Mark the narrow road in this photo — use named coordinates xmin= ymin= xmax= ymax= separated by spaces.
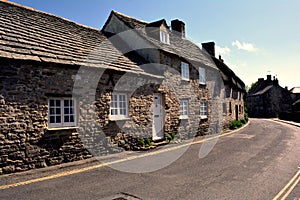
xmin=1 ymin=119 xmax=299 ymax=200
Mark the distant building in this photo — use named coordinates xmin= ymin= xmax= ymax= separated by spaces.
xmin=246 ymin=75 xmax=293 ymax=118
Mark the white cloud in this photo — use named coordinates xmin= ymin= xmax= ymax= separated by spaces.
xmin=232 ymin=40 xmax=258 ymax=52
xmin=215 ymin=45 xmax=231 ymax=56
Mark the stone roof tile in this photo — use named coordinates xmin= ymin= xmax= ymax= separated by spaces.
xmin=112 ymin=11 xmax=217 ymax=69
xmin=0 ymin=1 xmax=161 ymax=78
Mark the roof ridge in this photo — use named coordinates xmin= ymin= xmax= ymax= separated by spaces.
xmin=1 ymin=0 xmax=102 ymax=32
xmin=112 ymin=10 xmax=148 ymax=24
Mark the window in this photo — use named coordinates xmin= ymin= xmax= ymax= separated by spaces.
xmin=229 ymin=102 xmax=232 ymax=114
xmin=110 ymin=93 xmax=128 ymax=120
xmin=200 ymin=101 xmax=208 ymax=117
xmin=199 ymin=67 xmax=206 ymax=84
xmin=181 ymin=62 xmax=189 ymax=81
xmin=48 ymin=98 xmax=76 ymax=128
xmin=180 ymin=99 xmax=189 ymax=119
xmin=160 ymin=30 xmax=170 ymax=44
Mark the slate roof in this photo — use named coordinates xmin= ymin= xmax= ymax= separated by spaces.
xmin=0 ymin=1 xmax=161 ymax=78
xmin=212 ymin=57 xmax=245 ymax=91
xmin=109 ymin=11 xmax=218 ymax=69
xmin=250 ymin=85 xmax=273 ymax=96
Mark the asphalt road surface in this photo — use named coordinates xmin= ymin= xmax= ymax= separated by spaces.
xmin=1 ymin=119 xmax=299 ymax=200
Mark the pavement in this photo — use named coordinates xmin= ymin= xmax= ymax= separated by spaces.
xmin=273 ymin=118 xmax=300 ymax=128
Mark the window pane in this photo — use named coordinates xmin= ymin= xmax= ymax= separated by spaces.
xmin=64 ymin=108 xmax=69 ymax=114
xmin=50 ymin=116 xmax=55 ymax=123
xmin=56 ymin=108 xmax=61 ymax=114
xmin=70 ymin=115 xmax=74 ymax=122
xmin=50 ymin=100 xmax=55 ymax=107
xmin=64 ymin=116 xmax=69 ymax=122
xmin=50 ymin=108 xmax=55 ymax=115
xmin=56 ymin=100 xmax=60 ymax=106
xmin=64 ymin=100 xmax=69 ymax=107
xmin=199 ymin=67 xmax=206 ymax=83
xmin=70 ymin=108 xmax=74 ymax=114
xmin=56 ymin=116 xmax=61 ymax=123
xmin=181 ymin=62 xmax=189 ymax=80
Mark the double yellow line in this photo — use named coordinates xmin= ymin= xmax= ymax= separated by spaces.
xmin=273 ymin=167 xmax=300 ymax=200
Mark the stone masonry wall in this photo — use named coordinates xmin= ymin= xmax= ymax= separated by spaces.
xmin=0 ymin=59 xmax=92 ymax=174
xmin=0 ymin=55 xmax=222 ymax=174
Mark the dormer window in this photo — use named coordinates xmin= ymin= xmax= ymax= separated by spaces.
xmin=160 ymin=30 xmax=170 ymax=44
xmin=181 ymin=62 xmax=189 ymax=81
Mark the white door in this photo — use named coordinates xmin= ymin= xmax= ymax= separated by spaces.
xmin=152 ymin=94 xmax=164 ymax=140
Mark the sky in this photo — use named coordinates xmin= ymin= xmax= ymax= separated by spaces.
xmin=8 ymin=0 xmax=300 ymax=89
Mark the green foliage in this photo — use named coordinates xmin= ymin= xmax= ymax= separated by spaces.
xmin=244 ymin=113 xmax=249 ymax=122
xmin=229 ymin=120 xmax=243 ymax=130
xmin=138 ymin=138 xmax=145 ymax=147
xmin=166 ymin=132 xmax=176 ymax=142
xmin=144 ymin=138 xmax=151 ymax=146
xmin=248 ymin=81 xmax=258 ymax=93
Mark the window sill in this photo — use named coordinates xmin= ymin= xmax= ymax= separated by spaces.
xmin=200 ymin=116 xmax=208 ymax=119
xmin=47 ymin=126 xmax=78 ymax=131
xmin=179 ymin=116 xmax=188 ymax=120
xmin=199 ymin=82 xmax=206 ymax=85
xmin=181 ymin=78 xmax=189 ymax=82
xmin=109 ymin=117 xmax=131 ymax=121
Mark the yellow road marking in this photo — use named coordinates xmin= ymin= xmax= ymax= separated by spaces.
xmin=272 ymin=169 xmax=300 ymax=200
xmin=0 ymin=123 xmax=249 ymax=190
xmin=281 ymin=175 xmax=300 ymax=200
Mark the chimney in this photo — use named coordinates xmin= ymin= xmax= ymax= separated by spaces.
xmin=201 ymin=42 xmax=215 ymax=57
xmin=171 ymin=19 xmax=185 ymax=38
xmin=267 ymin=75 xmax=272 ymax=82
xmin=258 ymin=78 xmax=264 ymax=83
xmin=219 ymin=55 xmax=224 ymax=62
xmin=273 ymin=77 xmax=279 ymax=85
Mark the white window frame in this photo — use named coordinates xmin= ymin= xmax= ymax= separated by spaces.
xmin=180 ymin=99 xmax=189 ymax=119
xmin=199 ymin=67 xmax=206 ymax=84
xmin=160 ymin=30 xmax=170 ymax=44
xmin=181 ymin=62 xmax=189 ymax=81
xmin=48 ymin=98 xmax=76 ymax=128
xmin=110 ymin=93 xmax=128 ymax=120
xmin=200 ymin=101 xmax=208 ymax=118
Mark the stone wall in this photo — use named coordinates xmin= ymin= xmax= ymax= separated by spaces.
xmin=223 ymin=85 xmax=245 ymax=129
xmin=0 ymin=55 xmax=223 ymax=174
xmin=0 ymin=59 xmax=93 ymax=174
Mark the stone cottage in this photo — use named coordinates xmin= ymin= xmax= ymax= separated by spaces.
xmin=0 ymin=1 xmax=226 ymax=174
xmin=201 ymin=42 xmax=246 ymax=128
xmin=246 ymin=75 xmax=292 ymax=118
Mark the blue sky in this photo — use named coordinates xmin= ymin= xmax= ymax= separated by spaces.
xmin=9 ymin=0 xmax=300 ymax=89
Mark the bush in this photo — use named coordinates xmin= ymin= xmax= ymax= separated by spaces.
xmin=138 ymin=138 xmax=145 ymax=147
xmin=144 ymin=138 xmax=151 ymax=146
xmin=241 ymin=119 xmax=246 ymax=124
xmin=229 ymin=120 xmax=243 ymax=130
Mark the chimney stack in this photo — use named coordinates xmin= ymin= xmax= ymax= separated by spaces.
xmin=267 ymin=75 xmax=272 ymax=82
xmin=171 ymin=19 xmax=185 ymax=38
xmin=258 ymin=78 xmax=264 ymax=83
xmin=201 ymin=42 xmax=215 ymax=57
